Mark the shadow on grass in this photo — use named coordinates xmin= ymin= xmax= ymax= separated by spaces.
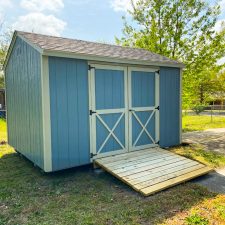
xmin=0 ymin=149 xmax=219 ymax=225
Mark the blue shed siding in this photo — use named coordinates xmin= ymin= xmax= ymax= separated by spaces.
xmin=159 ymin=67 xmax=181 ymax=147
xmin=5 ymin=37 xmax=44 ymax=168
xmin=49 ymin=57 xmax=90 ymax=171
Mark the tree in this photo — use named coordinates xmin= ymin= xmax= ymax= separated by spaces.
xmin=116 ymin=0 xmax=225 ymax=108
xmin=0 ymin=22 xmax=12 ymax=88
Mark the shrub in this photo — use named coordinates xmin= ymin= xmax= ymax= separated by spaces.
xmin=192 ymin=105 xmax=206 ymax=115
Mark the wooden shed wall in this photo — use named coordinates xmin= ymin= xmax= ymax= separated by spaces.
xmin=159 ymin=67 xmax=181 ymax=147
xmin=48 ymin=57 xmax=90 ymax=171
xmin=5 ymin=37 xmax=44 ymax=169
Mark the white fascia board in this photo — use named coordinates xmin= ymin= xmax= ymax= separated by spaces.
xmin=2 ymin=32 xmax=17 ymax=71
xmin=3 ymin=32 xmax=43 ymax=70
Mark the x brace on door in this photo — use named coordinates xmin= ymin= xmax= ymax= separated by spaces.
xmin=131 ymin=110 xmax=156 ymax=147
xmin=96 ymin=112 xmax=125 ymax=154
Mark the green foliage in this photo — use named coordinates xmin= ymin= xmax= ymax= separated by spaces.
xmin=117 ymin=0 xmax=225 ymax=108
xmin=216 ymin=204 xmax=225 ymax=219
xmin=192 ymin=105 xmax=205 ymax=115
xmin=0 ymin=25 xmax=12 ymax=88
xmin=185 ymin=214 xmax=209 ymax=225
xmin=0 ymin=76 xmax=4 ymax=88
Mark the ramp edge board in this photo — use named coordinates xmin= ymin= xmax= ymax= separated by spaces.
xmin=94 ymin=148 xmax=213 ymax=196
xmin=140 ymin=166 xmax=213 ymax=196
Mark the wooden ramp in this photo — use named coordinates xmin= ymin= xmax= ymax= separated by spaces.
xmin=94 ymin=148 xmax=213 ymax=196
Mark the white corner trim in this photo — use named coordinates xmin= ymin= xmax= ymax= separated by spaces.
xmin=179 ymin=68 xmax=183 ymax=144
xmin=41 ymin=55 xmax=52 ymax=172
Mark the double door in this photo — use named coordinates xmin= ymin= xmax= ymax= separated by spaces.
xmin=89 ymin=64 xmax=159 ymax=158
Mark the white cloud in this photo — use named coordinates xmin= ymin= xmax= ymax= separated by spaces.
xmin=0 ymin=0 xmax=13 ymax=20
xmin=219 ymin=0 xmax=225 ymax=11
xmin=110 ymin=0 xmax=138 ymax=12
xmin=20 ymin=0 xmax=64 ymax=12
xmin=217 ymin=57 xmax=225 ymax=65
xmin=214 ymin=19 xmax=225 ymax=32
xmin=12 ymin=12 xmax=66 ymax=36
xmin=0 ymin=0 xmax=13 ymax=9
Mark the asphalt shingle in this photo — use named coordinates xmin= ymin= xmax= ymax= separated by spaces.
xmin=17 ymin=31 xmax=184 ymax=67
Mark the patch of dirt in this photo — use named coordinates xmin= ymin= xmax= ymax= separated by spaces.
xmin=183 ymin=128 xmax=225 ymax=155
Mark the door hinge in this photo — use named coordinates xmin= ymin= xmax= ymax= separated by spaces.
xmin=90 ymin=110 xmax=96 ymax=115
xmin=155 ymin=106 xmax=160 ymax=110
xmin=156 ymin=70 xmax=160 ymax=74
xmin=156 ymin=141 xmax=160 ymax=145
xmin=88 ymin=65 xmax=95 ymax=70
xmin=90 ymin=153 xmax=97 ymax=158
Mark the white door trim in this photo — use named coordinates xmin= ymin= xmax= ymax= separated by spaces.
xmin=155 ymin=71 xmax=160 ymax=143
xmin=89 ymin=64 xmax=129 ymax=159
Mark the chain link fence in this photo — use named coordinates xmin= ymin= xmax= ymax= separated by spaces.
xmin=0 ymin=110 xmax=6 ymax=119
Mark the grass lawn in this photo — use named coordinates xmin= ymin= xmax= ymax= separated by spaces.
xmin=182 ymin=115 xmax=225 ymax=132
xmin=171 ymin=145 xmax=225 ymax=169
xmin=1 ymin=119 xmax=225 ymax=224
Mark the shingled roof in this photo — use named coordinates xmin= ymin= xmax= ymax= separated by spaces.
xmin=5 ymin=31 xmax=184 ymax=68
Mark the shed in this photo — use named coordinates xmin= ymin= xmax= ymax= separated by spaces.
xmin=4 ymin=31 xmax=184 ymax=173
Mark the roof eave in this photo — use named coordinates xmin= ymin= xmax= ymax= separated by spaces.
xmin=3 ymin=31 xmax=43 ymax=71
xmin=43 ymin=49 xmax=185 ymax=69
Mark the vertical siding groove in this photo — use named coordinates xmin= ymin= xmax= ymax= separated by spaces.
xmin=5 ymin=37 xmax=44 ymax=169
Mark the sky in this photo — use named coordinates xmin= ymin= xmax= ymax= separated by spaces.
xmin=0 ymin=0 xmax=225 ymax=44
xmin=0 ymin=0 xmax=136 ymax=43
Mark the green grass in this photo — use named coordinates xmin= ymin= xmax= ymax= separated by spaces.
xmin=0 ymin=119 xmax=225 ymax=224
xmin=171 ymin=145 xmax=225 ymax=169
xmin=182 ymin=115 xmax=225 ymax=132
xmin=0 ymin=118 xmax=7 ymax=143
xmin=185 ymin=214 xmax=209 ymax=225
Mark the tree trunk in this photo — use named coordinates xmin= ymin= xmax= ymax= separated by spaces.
xmin=200 ymin=85 xmax=204 ymax=104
